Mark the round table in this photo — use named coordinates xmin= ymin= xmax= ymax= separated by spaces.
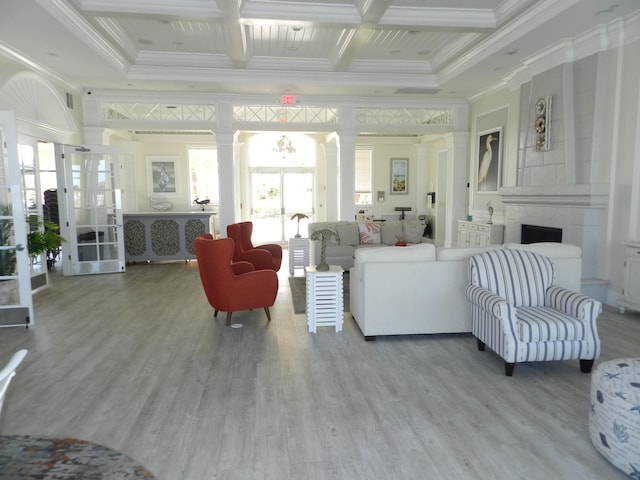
xmin=0 ymin=435 xmax=157 ymax=479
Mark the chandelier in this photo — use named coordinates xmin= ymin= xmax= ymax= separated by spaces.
xmin=273 ymin=135 xmax=296 ymax=155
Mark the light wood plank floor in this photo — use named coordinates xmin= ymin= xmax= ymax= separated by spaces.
xmin=0 ymin=257 xmax=638 ymax=479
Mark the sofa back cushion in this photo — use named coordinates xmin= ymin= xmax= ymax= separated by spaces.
xmin=336 ymin=223 xmax=359 ymax=246
xmin=469 ymin=249 xmax=555 ymax=307
xmin=403 ymin=220 xmax=425 ymax=244
xmin=436 ymin=245 xmax=502 ymax=261
xmin=355 ymin=243 xmax=436 ymax=265
xmin=308 ymin=222 xmax=345 ymax=245
xmin=381 ymin=221 xmax=404 ymax=245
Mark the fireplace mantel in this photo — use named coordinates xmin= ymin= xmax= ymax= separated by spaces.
xmin=499 ymin=184 xmax=609 ymax=207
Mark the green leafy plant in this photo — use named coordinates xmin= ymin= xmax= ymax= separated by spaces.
xmin=26 ymin=215 xmax=65 ymax=259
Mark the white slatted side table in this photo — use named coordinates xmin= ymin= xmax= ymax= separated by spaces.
xmin=305 ymin=265 xmax=343 ymax=333
xmin=289 ymin=237 xmax=309 ymax=275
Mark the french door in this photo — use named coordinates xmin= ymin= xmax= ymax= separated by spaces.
xmin=0 ymin=111 xmax=32 ymax=326
xmin=250 ymin=169 xmax=313 ymax=244
xmin=56 ymin=144 xmax=125 ymax=275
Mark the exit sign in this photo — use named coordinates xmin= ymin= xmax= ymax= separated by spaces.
xmin=281 ymin=95 xmax=295 ymax=105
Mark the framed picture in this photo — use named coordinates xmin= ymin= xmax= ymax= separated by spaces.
xmin=390 ymin=158 xmax=408 ymax=194
xmin=476 ymin=127 xmax=502 ymax=193
xmin=534 ymin=96 xmax=551 ymax=152
xmin=147 ymin=156 xmax=178 ymax=196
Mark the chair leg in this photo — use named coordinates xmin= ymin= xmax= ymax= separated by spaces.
xmin=505 ymin=362 xmax=515 ymax=377
xmin=226 ymin=312 xmax=232 ymax=326
xmin=264 ymin=307 xmax=271 ymax=322
xmin=580 ymin=359 xmax=595 ymax=373
xmin=214 ymin=309 xmax=219 ymax=318
xmin=477 ymin=338 xmax=486 ymax=351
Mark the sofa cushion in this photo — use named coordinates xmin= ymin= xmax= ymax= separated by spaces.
xmin=336 ymin=222 xmax=359 ymax=246
xmin=381 ymin=221 xmax=404 ymax=245
xmin=355 ymin=243 xmax=436 ymax=264
xmin=436 ymin=245 xmax=502 ymax=261
xmin=309 ymin=221 xmax=343 ymax=245
xmin=358 ymin=222 xmax=382 ymax=244
xmin=403 ymin=220 xmax=425 ymax=244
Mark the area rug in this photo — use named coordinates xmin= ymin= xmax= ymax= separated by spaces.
xmin=0 ymin=435 xmax=156 ymax=479
xmin=288 ymin=274 xmax=350 ymax=314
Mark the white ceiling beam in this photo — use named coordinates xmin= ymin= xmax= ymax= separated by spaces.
xmin=77 ymin=0 xmax=222 ymax=18
xmin=379 ymin=6 xmax=497 ymax=29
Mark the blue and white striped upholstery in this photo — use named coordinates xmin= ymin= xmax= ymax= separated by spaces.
xmin=466 ymin=249 xmax=601 ymax=371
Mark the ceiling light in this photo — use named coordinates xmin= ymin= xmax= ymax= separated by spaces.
xmin=505 ymin=48 xmax=518 ymax=55
xmin=390 ymin=49 xmax=401 ymax=55
xmin=292 ymin=26 xmax=303 ymax=32
xmin=418 ymin=50 xmax=431 ymax=56
xmin=138 ymin=39 xmax=153 ymax=45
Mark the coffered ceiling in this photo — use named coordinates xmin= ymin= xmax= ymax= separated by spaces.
xmin=0 ymin=0 xmax=637 ymax=100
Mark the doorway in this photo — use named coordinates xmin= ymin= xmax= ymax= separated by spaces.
xmin=250 ymin=169 xmax=313 ymax=244
xmin=246 ymin=133 xmax=316 ymax=244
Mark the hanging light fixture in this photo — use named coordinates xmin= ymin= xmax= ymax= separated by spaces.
xmin=273 ymin=135 xmax=296 ymax=156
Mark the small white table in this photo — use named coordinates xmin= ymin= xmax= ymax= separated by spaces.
xmin=305 ymin=265 xmax=343 ymax=333
xmin=289 ymin=237 xmax=309 ymax=275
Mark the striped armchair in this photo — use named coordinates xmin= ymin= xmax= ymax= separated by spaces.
xmin=466 ymin=249 xmax=601 ymax=376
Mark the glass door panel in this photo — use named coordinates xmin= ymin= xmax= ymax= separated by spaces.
xmin=250 ymin=172 xmax=282 ymax=244
xmin=57 ymin=144 xmax=125 ymax=275
xmin=283 ymin=172 xmax=313 ymax=239
xmin=250 ymin=169 xmax=314 ymax=244
xmin=0 ymin=111 xmax=32 ymax=326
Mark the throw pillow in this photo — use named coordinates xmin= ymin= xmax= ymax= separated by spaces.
xmin=358 ymin=222 xmax=382 ymax=244
xmin=403 ymin=220 xmax=425 ymax=244
xmin=381 ymin=221 xmax=404 ymax=245
xmin=336 ymin=223 xmax=359 ymax=246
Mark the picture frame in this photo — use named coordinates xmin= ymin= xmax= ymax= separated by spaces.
xmin=147 ymin=156 xmax=179 ymax=196
xmin=476 ymin=127 xmax=502 ymax=194
xmin=390 ymin=158 xmax=408 ymax=194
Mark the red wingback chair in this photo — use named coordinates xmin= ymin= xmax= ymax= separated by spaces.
xmin=194 ymin=234 xmax=278 ymax=326
xmin=226 ymin=221 xmax=283 ymax=271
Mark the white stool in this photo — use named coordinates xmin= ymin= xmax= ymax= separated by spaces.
xmin=305 ymin=265 xmax=343 ymax=333
xmin=289 ymin=237 xmax=309 ymax=276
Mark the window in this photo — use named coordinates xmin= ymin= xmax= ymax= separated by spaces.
xmin=354 ymin=147 xmax=372 ymax=205
xmin=189 ymin=148 xmax=218 ymax=204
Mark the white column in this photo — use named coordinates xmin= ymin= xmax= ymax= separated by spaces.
xmin=320 ymin=139 xmax=338 ymax=222
xmin=215 ymin=101 xmax=238 ymax=235
xmin=444 ymin=132 xmax=469 ymax=247
xmin=414 ymin=143 xmax=429 ymax=217
xmin=337 ymin=129 xmax=356 ymax=221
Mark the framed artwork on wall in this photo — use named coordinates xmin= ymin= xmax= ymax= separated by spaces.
xmin=390 ymin=158 xmax=408 ymax=194
xmin=476 ymin=127 xmax=502 ymax=194
xmin=534 ymin=96 xmax=551 ymax=152
xmin=147 ymin=156 xmax=179 ymax=196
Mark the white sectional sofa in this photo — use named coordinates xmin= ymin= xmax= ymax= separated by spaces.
xmin=308 ymin=219 xmax=432 ymax=270
xmin=349 ymin=242 xmax=583 ymax=340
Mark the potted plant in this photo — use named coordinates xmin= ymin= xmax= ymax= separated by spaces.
xmin=26 ymin=215 xmax=64 ymax=267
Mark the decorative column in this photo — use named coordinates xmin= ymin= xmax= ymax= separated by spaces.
xmin=444 ymin=132 xmax=469 ymax=247
xmin=215 ymin=101 xmax=238 ymax=235
xmin=338 ymin=105 xmax=356 ymax=221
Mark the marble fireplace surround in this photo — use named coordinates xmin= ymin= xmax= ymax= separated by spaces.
xmin=500 ymin=184 xmax=610 ymax=300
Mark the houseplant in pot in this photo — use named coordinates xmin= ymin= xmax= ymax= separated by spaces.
xmin=26 ymin=215 xmax=64 ymax=269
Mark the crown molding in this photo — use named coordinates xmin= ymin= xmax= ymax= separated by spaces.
xmin=36 ymin=0 xmax=129 ymax=72
xmin=379 ymin=6 xmax=496 ymax=29
xmin=78 ymin=0 xmax=222 ymax=17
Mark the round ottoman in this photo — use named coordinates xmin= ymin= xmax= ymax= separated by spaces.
xmin=589 ymin=358 xmax=640 ymax=476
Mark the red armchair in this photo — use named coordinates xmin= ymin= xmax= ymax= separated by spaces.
xmin=194 ymin=234 xmax=278 ymax=326
xmin=226 ymin=221 xmax=283 ymax=271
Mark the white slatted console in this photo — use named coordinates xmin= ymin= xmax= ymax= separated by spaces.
xmin=305 ymin=265 xmax=343 ymax=333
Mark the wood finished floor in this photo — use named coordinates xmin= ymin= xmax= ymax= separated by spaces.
xmin=0 ymin=257 xmax=638 ymax=480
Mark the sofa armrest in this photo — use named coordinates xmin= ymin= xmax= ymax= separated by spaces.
xmin=545 ymin=285 xmax=602 ymax=321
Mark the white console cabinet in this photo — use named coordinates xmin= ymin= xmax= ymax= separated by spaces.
xmin=457 ymin=220 xmax=504 ymax=247
xmin=619 ymin=241 xmax=640 ymax=313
